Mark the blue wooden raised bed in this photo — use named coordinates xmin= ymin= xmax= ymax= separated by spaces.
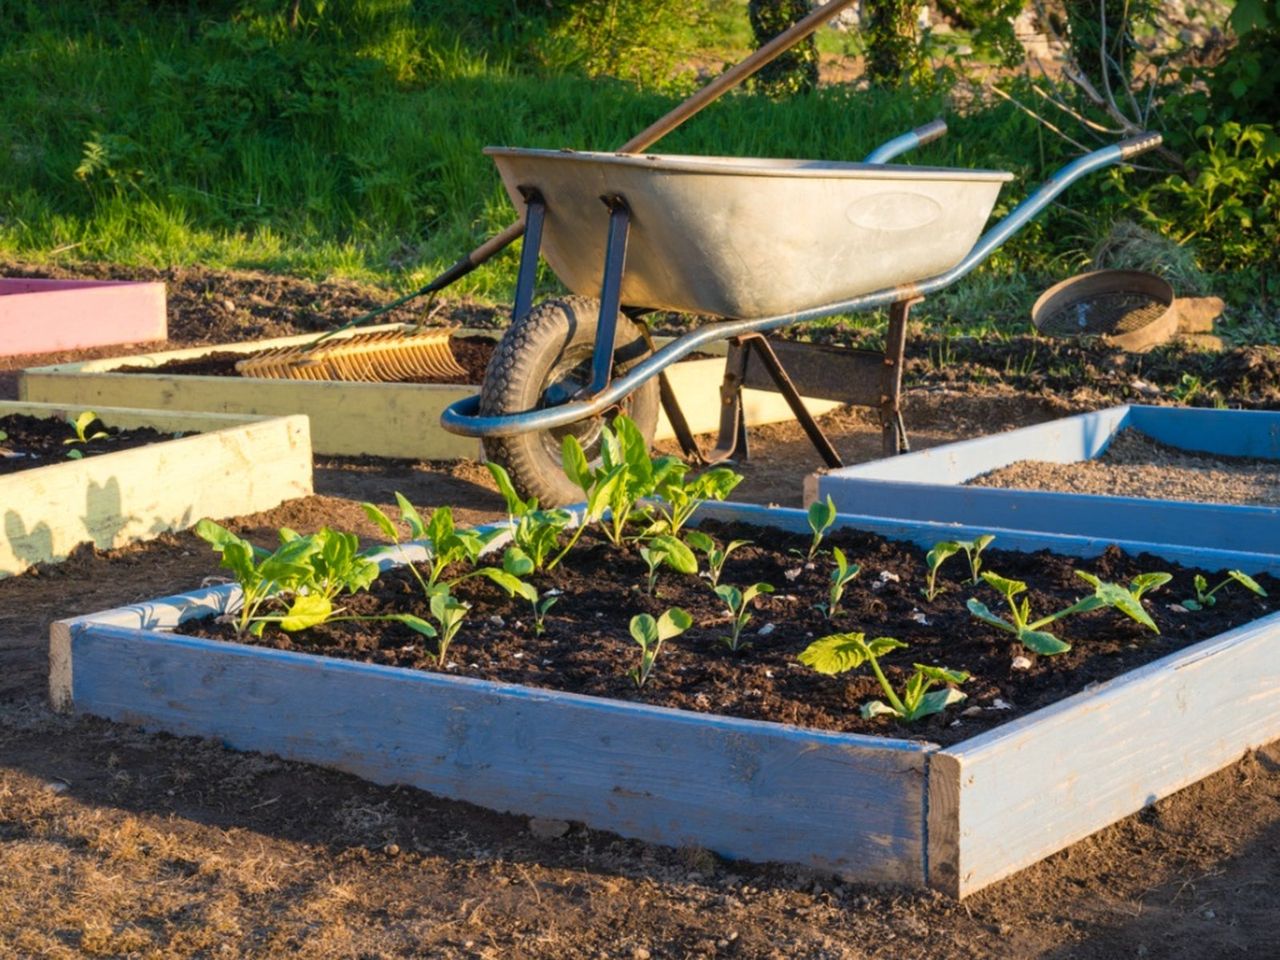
xmin=50 ymin=501 xmax=1280 ymax=897
xmin=811 ymin=405 xmax=1280 ymax=575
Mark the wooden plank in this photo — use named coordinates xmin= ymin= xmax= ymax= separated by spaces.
xmin=693 ymin=501 xmax=1280 ymax=576
xmin=54 ymin=619 xmax=933 ymax=885
xmin=1 ymin=408 xmax=312 ymax=577
xmin=0 ymin=279 xmax=166 ymax=355
xmin=1129 ymin=405 xmax=1280 ymax=459
xmin=936 ymin=610 xmax=1280 ymax=897
xmin=21 ymin=324 xmax=841 ymax=458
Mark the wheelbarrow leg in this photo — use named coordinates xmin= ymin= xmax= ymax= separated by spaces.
xmin=705 ymin=341 xmax=751 ymax=464
xmin=587 ymin=195 xmax=632 ymax=397
xmin=739 ymin=334 xmax=842 ymax=468
xmin=881 ymin=297 xmax=921 ymax=456
xmin=511 ymin=188 xmax=546 ymax=323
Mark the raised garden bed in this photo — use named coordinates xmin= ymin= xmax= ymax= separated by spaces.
xmin=19 ymin=324 xmax=841 ymax=460
xmin=51 ymin=498 xmax=1280 ymax=897
xmin=809 ymin=405 xmax=1280 ymax=573
xmin=1 ymin=401 xmax=311 ymax=578
xmin=1 ymin=277 xmax=166 ymax=356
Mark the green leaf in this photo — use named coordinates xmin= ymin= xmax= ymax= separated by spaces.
xmin=396 ymin=492 xmax=426 ymax=540
xmin=742 ymin=582 xmax=774 ymax=605
xmin=1228 ymin=570 xmax=1268 ymax=597
xmin=657 ymin=607 xmax=693 ymax=640
xmin=385 ymin=613 xmax=437 ymax=638
xmin=502 ymin=546 xmax=535 ymax=578
xmin=1130 ymin=572 xmax=1173 ymax=598
xmin=860 ymin=699 xmax=900 ymax=719
xmin=280 ymin=593 xmax=332 ymax=631
xmin=651 ymin=534 xmax=697 ymax=575
xmin=486 ymin=461 xmax=529 ymax=516
xmin=630 ymin=613 xmax=657 ymax=648
xmin=561 ymin=435 xmax=591 ymax=492
xmin=713 ymin=584 xmax=741 ymax=609
xmin=65 ymin=449 xmax=84 ymax=459
xmin=926 ymin=541 xmax=960 ymax=571
xmin=1182 ymin=598 xmax=1203 ymax=611
xmin=966 ymin=598 xmax=1012 ymax=632
xmin=685 ymin=530 xmax=715 ymax=554
xmin=1016 ymin=627 xmax=1071 ymax=655
xmin=218 ymin=539 xmax=260 ymax=587
xmin=905 ymin=687 xmax=967 ymax=722
xmin=807 ymin=496 xmax=836 ymax=537
xmin=866 ymin=636 xmax=907 ymax=658
xmin=360 ymin=502 xmax=400 ymax=542
xmin=980 ymin=571 xmax=1026 ymax=599
xmin=914 ymin=663 xmax=970 ymax=685
xmin=478 ymin=567 xmax=538 ymax=603
xmin=195 ymin=518 xmax=240 ymax=552
xmin=799 ymin=632 xmax=871 ymax=675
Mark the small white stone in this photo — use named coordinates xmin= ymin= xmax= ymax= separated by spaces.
xmin=446 ymin=662 xmax=458 ymax=670
xmin=757 ymin=623 xmax=776 ymax=636
xmin=878 ymin=570 xmax=901 ymax=583
xmin=990 ymin=698 xmax=1013 ymax=710
xmin=910 ymin=612 xmax=931 ymax=626
xmin=546 ymin=588 xmax=563 ymax=596
xmin=513 ymin=651 xmax=524 ymax=659
xmin=764 ymin=670 xmax=775 ymax=679
xmin=488 ymin=615 xmax=505 ymax=627
xmin=541 ymin=658 xmax=553 ymax=666
xmin=1011 ymin=655 xmax=1033 ymax=670
xmin=961 ymin=706 xmax=983 ymax=717
xmin=1169 ymin=603 xmax=1189 ymax=614
xmin=784 ymin=567 xmax=803 ymax=581
xmin=949 ymin=720 xmax=962 ymax=727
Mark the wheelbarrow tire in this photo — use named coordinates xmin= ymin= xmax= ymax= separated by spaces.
xmin=479 ymin=296 xmax=659 ymax=507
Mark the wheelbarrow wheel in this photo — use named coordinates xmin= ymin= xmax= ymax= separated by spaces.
xmin=479 ymin=296 xmax=659 ymax=507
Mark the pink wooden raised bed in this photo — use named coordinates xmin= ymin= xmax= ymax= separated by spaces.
xmin=0 ymin=278 xmax=167 ymax=356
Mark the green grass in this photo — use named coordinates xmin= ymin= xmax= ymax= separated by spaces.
xmin=0 ymin=0 xmax=1251 ymax=339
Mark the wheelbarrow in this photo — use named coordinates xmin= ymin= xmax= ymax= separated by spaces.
xmin=439 ymin=127 xmax=1163 ymax=506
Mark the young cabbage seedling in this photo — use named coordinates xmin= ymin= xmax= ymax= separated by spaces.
xmin=628 ymin=607 xmax=692 ymax=687
xmin=499 ymin=548 xmax=557 ymax=634
xmin=798 ymin=632 xmax=968 ymax=722
xmin=966 ymin=572 xmax=1099 ymax=655
xmin=638 ymin=542 xmax=669 ymax=596
xmin=650 ymin=466 xmax=743 ymax=537
xmin=487 ymin=461 xmax=571 ymax=571
xmin=63 ymin=410 xmax=109 ymax=458
xmin=1182 ymin=570 xmax=1267 ymax=610
xmin=922 ymin=540 xmax=960 ymax=601
xmin=814 ymin=547 xmax=861 ymax=619
xmin=1075 ymin=570 xmax=1172 ymax=632
xmin=684 ymin=531 xmax=751 ymax=588
xmin=426 ymin=588 xmax=470 ymax=666
xmin=957 ymin=534 xmax=995 ymax=584
xmin=806 ymin=495 xmax=837 ymax=560
xmin=714 ymin=582 xmax=774 ymax=651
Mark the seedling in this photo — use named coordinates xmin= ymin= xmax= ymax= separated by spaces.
xmin=798 ymin=632 xmax=968 ymax=723
xmin=922 ymin=541 xmax=960 ymax=602
xmin=628 ymin=607 xmax=692 ymax=687
xmin=714 ymin=582 xmax=774 ymax=651
xmin=651 ymin=466 xmax=743 ymax=536
xmin=280 ymin=526 xmax=380 ymax=603
xmin=195 ymin=519 xmax=321 ymax=637
xmin=806 ymin=495 xmax=837 ymax=560
xmin=426 ymin=588 xmax=470 ymax=666
xmin=487 ymin=461 xmax=571 ymax=571
xmin=814 ymin=547 xmax=861 ymax=619
xmin=531 ymin=593 xmax=559 ymax=636
xmin=685 ymin=531 xmax=750 ymax=588
xmin=63 ymin=410 xmax=109 ymax=458
xmin=1075 ymin=570 xmax=1172 ymax=632
xmin=638 ymin=542 xmax=669 ymax=596
xmin=499 ymin=548 xmax=556 ymax=634
xmin=966 ymin=572 xmax=1098 ymax=655
xmin=1182 ymin=570 xmax=1267 ymax=610
xmin=958 ymin=534 xmax=995 ymax=585
xmin=362 ymin=495 xmax=510 ymax=597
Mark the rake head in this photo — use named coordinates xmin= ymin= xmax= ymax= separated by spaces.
xmin=235 ymin=328 xmax=469 ymax=383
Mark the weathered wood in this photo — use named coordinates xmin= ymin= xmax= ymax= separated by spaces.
xmin=20 ymin=325 xmax=840 ymax=458
xmin=54 ymin=614 xmax=933 ymax=885
xmin=1 ymin=403 xmax=312 ymax=577
xmin=0 ymin=278 xmax=166 ymax=355
xmin=934 ymin=610 xmax=1280 ymax=897
xmin=811 ymin=405 xmax=1280 ymax=566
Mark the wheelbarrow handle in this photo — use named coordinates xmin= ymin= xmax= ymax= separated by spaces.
xmin=1117 ymin=130 xmax=1163 ymax=159
xmin=862 ymin=119 xmax=947 ymax=164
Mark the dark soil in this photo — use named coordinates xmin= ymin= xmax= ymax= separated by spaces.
xmin=112 ymin=335 xmax=497 ymax=385
xmin=176 ymin=521 xmax=1274 ymax=748
xmin=0 ymin=412 xmax=183 ymax=477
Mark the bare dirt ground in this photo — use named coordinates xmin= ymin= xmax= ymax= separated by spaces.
xmin=2 ymin=262 xmax=1279 ymax=958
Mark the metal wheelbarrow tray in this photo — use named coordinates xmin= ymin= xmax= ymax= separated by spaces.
xmin=485 ymin=147 xmax=1013 ymax=319
xmin=444 ymin=130 xmax=1164 ymax=507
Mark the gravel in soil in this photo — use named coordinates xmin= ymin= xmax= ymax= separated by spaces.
xmin=0 ymin=412 xmax=183 ymax=477
xmin=176 ymin=520 xmax=1275 ymax=747
xmin=971 ymin=427 xmax=1280 ymax=507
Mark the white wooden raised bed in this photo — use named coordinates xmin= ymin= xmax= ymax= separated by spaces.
xmin=2 ymin=401 xmax=311 ymax=578
xmin=808 ymin=405 xmax=1280 ymax=572
xmin=1 ymin=277 xmax=166 ymax=355
xmin=49 ymin=501 xmax=1280 ymax=897
xmin=19 ymin=324 xmax=841 ymax=460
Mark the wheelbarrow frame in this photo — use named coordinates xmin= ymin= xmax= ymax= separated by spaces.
xmin=441 ymin=131 xmax=1162 ymax=464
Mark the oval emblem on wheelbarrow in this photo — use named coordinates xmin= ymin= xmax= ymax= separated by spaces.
xmin=845 ymin=192 xmax=942 ymax=232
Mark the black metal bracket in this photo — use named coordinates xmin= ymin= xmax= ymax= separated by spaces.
xmin=512 ymin=187 xmax=546 ymax=323
xmin=587 ymin=195 xmax=632 ymax=397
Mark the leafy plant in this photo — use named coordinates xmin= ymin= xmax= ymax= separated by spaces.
xmin=500 ymin=548 xmax=556 ymax=635
xmin=194 ymin=519 xmax=322 ymax=637
xmin=279 ymin=525 xmax=379 ymax=604
xmin=966 ymin=572 xmax=1094 ymax=655
xmin=628 ymin=607 xmax=692 ymax=688
xmin=815 ymin=547 xmax=861 ymax=619
xmin=684 ymin=531 xmax=750 ymax=588
xmin=806 ymin=495 xmax=837 ymax=560
xmin=798 ymin=632 xmax=968 ymax=723
xmin=650 ymin=466 xmax=742 ymax=537
xmin=487 ymin=461 xmax=571 ymax=571
xmin=63 ymin=410 xmax=108 ymax=458
xmin=922 ymin=541 xmax=960 ymax=601
xmin=958 ymin=534 xmax=995 ymax=585
xmin=362 ymin=495 xmax=504 ymax=590
xmin=713 ymin=582 xmax=774 ymax=651
xmin=638 ymin=542 xmax=669 ymax=597
xmin=1183 ymin=569 xmax=1268 ymax=611
xmin=1075 ymin=570 xmax=1172 ymax=632
xmin=426 ymin=587 xmax=469 ymax=666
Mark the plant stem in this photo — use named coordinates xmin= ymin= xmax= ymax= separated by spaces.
xmin=867 ymin=654 xmax=908 ymax=717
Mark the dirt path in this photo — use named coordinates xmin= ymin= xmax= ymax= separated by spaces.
xmin=2 ymin=263 xmax=1278 ymax=958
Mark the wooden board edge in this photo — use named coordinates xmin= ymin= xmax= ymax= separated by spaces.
xmin=925 ymin=751 xmax=962 ymax=896
xmin=49 ymin=619 xmax=73 ymax=713
xmin=0 ymin=400 xmax=298 ymax=433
